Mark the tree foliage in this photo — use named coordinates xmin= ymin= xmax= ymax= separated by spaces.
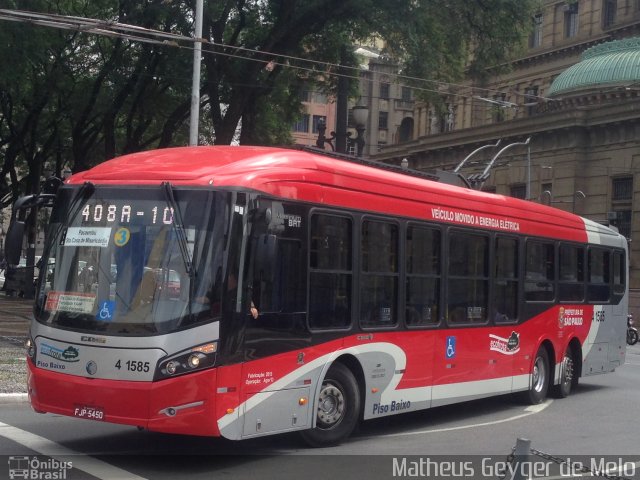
xmin=0 ymin=0 xmax=537 ymax=204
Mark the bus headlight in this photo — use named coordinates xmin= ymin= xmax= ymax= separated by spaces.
xmin=187 ymin=353 xmax=203 ymax=368
xmin=155 ymin=342 xmax=218 ymax=380
xmin=166 ymin=361 xmax=180 ymax=375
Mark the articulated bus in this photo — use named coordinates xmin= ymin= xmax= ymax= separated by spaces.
xmin=9 ymin=146 xmax=628 ymax=446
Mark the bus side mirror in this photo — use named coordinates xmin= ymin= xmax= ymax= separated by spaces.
xmin=4 ymin=193 xmax=57 ymax=265
xmin=4 ymin=219 xmax=25 ymax=265
xmin=255 ymin=234 xmax=277 ymax=282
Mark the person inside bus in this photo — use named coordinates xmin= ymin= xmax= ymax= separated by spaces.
xmin=125 ymin=269 xmax=159 ymax=321
xmin=79 ymin=262 xmax=97 ymax=293
xmin=250 ymin=300 xmax=259 ymax=319
xmin=133 ymin=269 xmax=158 ymax=308
xmin=196 ymin=271 xmax=259 ymax=319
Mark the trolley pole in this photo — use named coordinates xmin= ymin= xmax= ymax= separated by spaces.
xmin=334 ymin=52 xmax=349 ymax=154
xmin=480 ymin=137 xmax=531 ymax=194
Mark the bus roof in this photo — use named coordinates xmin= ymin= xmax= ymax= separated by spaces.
xmin=67 ymin=146 xmax=614 ymax=243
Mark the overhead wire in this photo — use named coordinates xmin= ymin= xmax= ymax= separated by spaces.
xmin=0 ymin=7 xmax=555 ymax=108
xmin=0 ymin=8 xmax=455 ymax=100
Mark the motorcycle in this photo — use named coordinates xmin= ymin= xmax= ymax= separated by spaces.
xmin=628 ymin=314 xmax=639 ymax=346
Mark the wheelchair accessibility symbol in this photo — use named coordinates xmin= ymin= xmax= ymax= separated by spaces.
xmin=96 ymin=301 xmax=115 ymax=322
xmin=446 ymin=336 xmax=456 ymax=359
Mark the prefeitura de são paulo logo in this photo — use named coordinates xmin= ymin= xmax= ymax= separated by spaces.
xmin=8 ymin=456 xmax=72 ymax=479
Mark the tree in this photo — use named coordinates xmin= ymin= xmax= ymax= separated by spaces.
xmin=0 ymin=0 xmax=537 ymax=201
xmin=200 ymin=0 xmax=537 ymax=144
xmin=0 ymin=0 xmax=197 ymax=203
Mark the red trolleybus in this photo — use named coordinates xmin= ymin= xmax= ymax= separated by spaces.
xmin=12 ymin=146 xmax=627 ymax=446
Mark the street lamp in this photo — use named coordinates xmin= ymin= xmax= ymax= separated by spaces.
xmin=315 ymin=50 xmax=368 ymax=156
xmin=350 ymin=104 xmax=369 ymax=157
xmin=315 ymin=120 xmax=334 ymax=151
xmin=316 ymin=103 xmax=369 ymax=157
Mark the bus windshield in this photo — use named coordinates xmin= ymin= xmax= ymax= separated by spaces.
xmin=34 ymin=186 xmax=232 ymax=336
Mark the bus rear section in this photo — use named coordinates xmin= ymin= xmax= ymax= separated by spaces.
xmin=579 ymin=218 xmax=629 ymax=378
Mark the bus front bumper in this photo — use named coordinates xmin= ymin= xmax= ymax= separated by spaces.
xmin=27 ymin=359 xmax=220 ymax=436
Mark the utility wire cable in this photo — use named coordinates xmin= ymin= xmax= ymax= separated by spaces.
xmin=0 ymin=8 xmax=557 ymax=107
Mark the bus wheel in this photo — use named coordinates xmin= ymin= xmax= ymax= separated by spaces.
xmin=523 ymin=347 xmax=549 ymax=405
xmin=552 ymin=346 xmax=575 ymax=398
xmin=300 ymin=362 xmax=360 ymax=447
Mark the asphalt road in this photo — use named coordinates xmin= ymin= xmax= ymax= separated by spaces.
xmin=0 ymin=345 xmax=639 ymax=480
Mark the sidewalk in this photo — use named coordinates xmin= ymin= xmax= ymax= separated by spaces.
xmin=0 ymin=294 xmax=32 ymax=399
xmin=0 ymin=293 xmax=32 ymax=344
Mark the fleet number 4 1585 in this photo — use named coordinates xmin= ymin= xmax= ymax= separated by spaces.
xmin=115 ymin=360 xmax=150 ymax=372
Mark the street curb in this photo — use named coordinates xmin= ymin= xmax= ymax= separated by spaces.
xmin=0 ymin=393 xmax=28 ymax=404
xmin=0 ymin=309 xmax=31 ymax=320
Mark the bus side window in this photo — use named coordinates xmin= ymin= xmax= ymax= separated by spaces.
xmin=253 ymin=238 xmax=305 ymax=316
xmin=558 ymin=244 xmax=585 ymax=302
xmin=494 ymin=236 xmax=519 ymax=323
xmin=249 ymin=201 xmax=307 ymax=325
xmin=524 ymin=240 xmax=555 ymax=302
xmin=447 ymin=230 xmax=489 ymax=324
xmin=588 ymin=248 xmax=610 ymax=303
xmin=309 ymin=214 xmax=352 ymax=329
xmin=406 ymin=224 xmax=440 ymax=326
xmin=612 ymin=250 xmax=625 ymax=300
xmin=360 ymin=219 xmax=398 ymax=328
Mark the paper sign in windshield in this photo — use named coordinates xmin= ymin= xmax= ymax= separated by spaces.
xmin=64 ymin=227 xmax=112 ymax=247
xmin=46 ymin=291 xmax=95 ymax=314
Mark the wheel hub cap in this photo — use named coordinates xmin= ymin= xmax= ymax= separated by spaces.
xmin=317 ymin=384 xmax=344 ymax=428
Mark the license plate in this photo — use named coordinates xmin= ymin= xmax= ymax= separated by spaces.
xmin=73 ymin=405 xmax=104 ymax=421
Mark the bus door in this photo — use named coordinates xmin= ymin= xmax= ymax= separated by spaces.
xmin=240 ymin=201 xmax=311 ymax=437
xmin=609 ymin=249 xmax=627 ymax=365
xmin=492 ymin=235 xmax=522 ymax=391
xmin=585 ymin=247 xmax=626 ymax=368
xmin=400 ymin=223 xmax=441 ymax=408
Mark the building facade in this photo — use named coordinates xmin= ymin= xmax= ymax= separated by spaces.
xmin=358 ymin=57 xmax=416 ymax=156
xmin=372 ymin=0 xmax=640 ymax=315
xmin=291 ymin=46 xmax=417 ymax=157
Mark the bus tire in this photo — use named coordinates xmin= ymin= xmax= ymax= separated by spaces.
xmin=552 ymin=346 xmax=575 ymax=398
xmin=522 ymin=347 xmax=549 ymax=405
xmin=300 ymin=362 xmax=361 ymax=447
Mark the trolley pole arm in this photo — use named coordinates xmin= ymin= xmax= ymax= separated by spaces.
xmin=481 ymin=137 xmax=531 ymax=178
xmin=453 ymin=139 xmax=502 ymax=173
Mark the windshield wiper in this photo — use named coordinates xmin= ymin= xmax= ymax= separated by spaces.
xmin=162 ymin=182 xmax=194 ymax=278
xmin=35 ymin=182 xmax=95 ymax=311
xmin=162 ymin=182 xmax=196 ymax=320
xmin=55 ymin=182 xmax=95 ymax=241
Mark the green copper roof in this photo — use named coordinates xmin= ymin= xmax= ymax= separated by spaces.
xmin=548 ymin=37 xmax=640 ymax=96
